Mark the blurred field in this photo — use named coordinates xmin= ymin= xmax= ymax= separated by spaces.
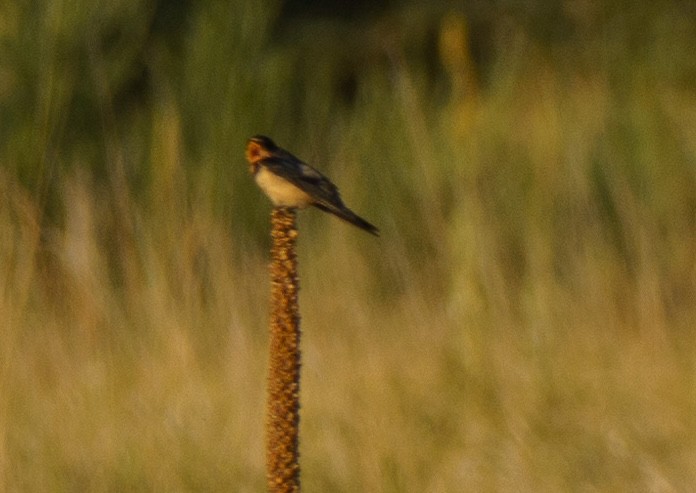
xmin=1 ymin=1 xmax=695 ymax=491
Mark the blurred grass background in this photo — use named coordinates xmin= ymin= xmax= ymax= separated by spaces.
xmin=1 ymin=0 xmax=695 ymax=491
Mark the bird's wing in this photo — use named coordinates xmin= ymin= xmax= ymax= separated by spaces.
xmin=259 ymin=154 xmax=380 ymax=236
xmin=258 ymin=156 xmax=345 ymax=208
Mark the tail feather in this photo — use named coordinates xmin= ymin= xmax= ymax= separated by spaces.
xmin=313 ymin=203 xmax=379 ymax=236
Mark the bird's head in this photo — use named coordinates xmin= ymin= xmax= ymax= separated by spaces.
xmin=245 ymin=135 xmax=277 ymax=173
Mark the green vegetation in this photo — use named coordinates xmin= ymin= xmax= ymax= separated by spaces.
xmin=1 ymin=1 xmax=695 ymax=490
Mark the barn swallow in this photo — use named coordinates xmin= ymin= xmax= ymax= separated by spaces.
xmin=245 ymin=135 xmax=379 ymax=236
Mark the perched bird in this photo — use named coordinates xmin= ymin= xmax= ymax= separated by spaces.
xmin=245 ymin=135 xmax=379 ymax=236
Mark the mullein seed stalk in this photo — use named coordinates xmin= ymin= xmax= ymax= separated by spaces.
xmin=266 ymin=207 xmax=301 ymax=492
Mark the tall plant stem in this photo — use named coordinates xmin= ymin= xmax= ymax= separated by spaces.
xmin=266 ymin=207 xmax=301 ymax=492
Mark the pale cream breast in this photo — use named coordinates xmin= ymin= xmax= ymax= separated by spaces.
xmin=255 ymin=167 xmax=313 ymax=207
